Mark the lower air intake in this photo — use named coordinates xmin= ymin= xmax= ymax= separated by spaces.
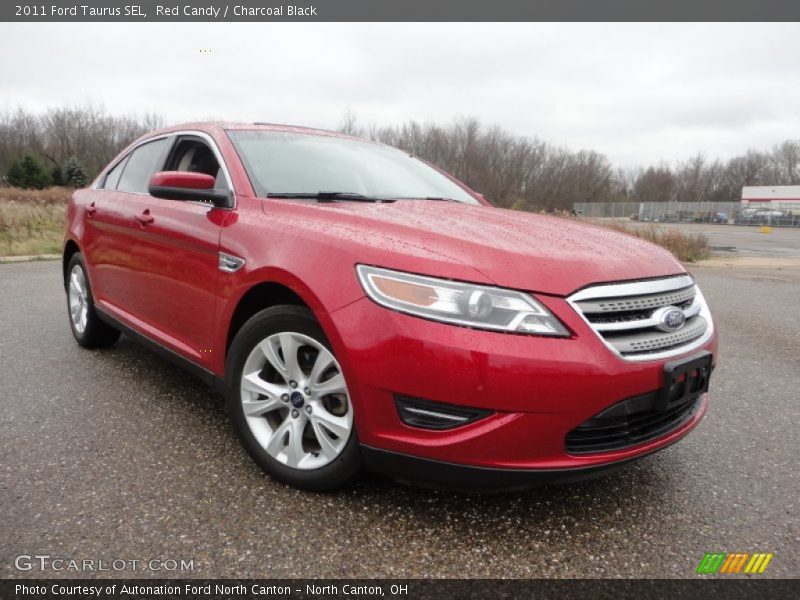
xmin=565 ymin=392 xmax=702 ymax=454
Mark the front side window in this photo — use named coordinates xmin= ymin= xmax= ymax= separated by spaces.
xmin=227 ymin=130 xmax=478 ymax=204
xmin=166 ymin=138 xmax=228 ymax=191
xmin=117 ymin=137 xmax=169 ymax=193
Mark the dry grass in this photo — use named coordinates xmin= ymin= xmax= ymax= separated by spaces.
xmin=593 ymin=220 xmax=711 ymax=262
xmin=542 ymin=210 xmax=712 ymax=262
xmin=0 ymin=187 xmax=70 ymax=256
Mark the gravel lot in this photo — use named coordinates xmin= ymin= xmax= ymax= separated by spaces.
xmin=1 ymin=261 xmax=798 ymax=578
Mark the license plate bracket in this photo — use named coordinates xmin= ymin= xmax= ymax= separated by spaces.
xmin=659 ymin=351 xmax=713 ymax=410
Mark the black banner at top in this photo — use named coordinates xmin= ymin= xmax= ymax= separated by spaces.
xmin=2 ymin=0 xmax=800 ymax=22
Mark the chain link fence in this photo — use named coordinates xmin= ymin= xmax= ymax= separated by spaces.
xmin=573 ymin=201 xmax=800 ymax=227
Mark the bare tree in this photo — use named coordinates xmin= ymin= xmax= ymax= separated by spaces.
xmin=771 ymin=140 xmax=800 ymax=185
xmin=0 ymin=104 xmax=163 ymax=179
xmin=4 ymin=104 xmax=798 ymax=209
xmin=337 ymin=107 xmax=361 ymax=137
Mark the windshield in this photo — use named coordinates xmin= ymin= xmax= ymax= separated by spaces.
xmin=227 ymin=130 xmax=479 ymax=204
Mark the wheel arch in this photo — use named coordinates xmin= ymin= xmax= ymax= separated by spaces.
xmin=221 ymin=262 xmax=358 ymax=367
xmin=224 ymin=281 xmax=311 ymax=359
xmin=62 ymin=239 xmax=81 ymax=288
xmin=218 ymin=270 xmax=366 ymax=433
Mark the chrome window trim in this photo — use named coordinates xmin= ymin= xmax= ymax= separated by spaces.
xmin=93 ymin=130 xmax=235 ymax=210
xmin=93 ymin=133 xmax=170 ymax=191
xmin=567 ymin=275 xmax=714 ymax=362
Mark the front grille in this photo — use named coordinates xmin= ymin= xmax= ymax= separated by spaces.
xmin=565 ymin=392 xmax=702 ymax=454
xmin=576 ymin=286 xmax=696 ymax=313
xmin=568 ymin=274 xmax=713 ymax=361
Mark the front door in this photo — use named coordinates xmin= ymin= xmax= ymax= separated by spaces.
xmin=112 ymin=134 xmax=229 ymax=369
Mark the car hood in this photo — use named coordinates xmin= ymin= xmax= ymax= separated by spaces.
xmin=265 ymin=199 xmax=686 ymax=296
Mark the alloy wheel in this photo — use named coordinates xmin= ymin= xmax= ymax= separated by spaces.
xmin=68 ymin=264 xmax=89 ymax=335
xmin=239 ymin=332 xmax=353 ymax=470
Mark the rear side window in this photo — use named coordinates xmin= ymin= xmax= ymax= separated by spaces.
xmin=117 ymin=138 xmax=169 ymax=193
xmin=101 ymin=156 xmax=128 ymax=190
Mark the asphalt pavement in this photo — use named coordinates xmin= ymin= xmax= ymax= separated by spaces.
xmin=1 ymin=261 xmax=798 ymax=578
xmin=624 ymin=221 xmax=800 ymax=259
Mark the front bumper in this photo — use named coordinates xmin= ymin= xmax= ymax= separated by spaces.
xmin=323 ymin=292 xmax=717 ymax=481
xmin=360 ymin=398 xmax=705 ymax=492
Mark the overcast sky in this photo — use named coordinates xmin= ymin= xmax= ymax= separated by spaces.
xmin=1 ymin=22 xmax=798 ymax=167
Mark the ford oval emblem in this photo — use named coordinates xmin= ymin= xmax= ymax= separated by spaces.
xmin=654 ymin=306 xmax=686 ymax=332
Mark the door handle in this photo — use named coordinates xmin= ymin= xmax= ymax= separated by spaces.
xmin=87 ymin=202 xmax=97 ymax=216
xmin=135 ymin=210 xmax=154 ymax=225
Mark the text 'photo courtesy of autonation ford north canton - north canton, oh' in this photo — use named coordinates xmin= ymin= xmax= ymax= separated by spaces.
xmin=1 ymin=2 xmax=799 ymax=597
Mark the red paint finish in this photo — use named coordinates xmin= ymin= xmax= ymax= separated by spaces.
xmin=107 ymin=192 xmax=223 ymax=368
xmin=149 ymin=171 xmax=216 ymax=190
xmin=328 ymin=295 xmax=715 ymax=469
xmin=66 ymin=122 xmax=718 ymax=479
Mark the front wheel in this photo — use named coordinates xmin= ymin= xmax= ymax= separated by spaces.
xmin=225 ymin=306 xmax=362 ymax=491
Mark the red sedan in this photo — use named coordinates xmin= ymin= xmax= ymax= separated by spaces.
xmin=63 ymin=122 xmax=717 ymax=491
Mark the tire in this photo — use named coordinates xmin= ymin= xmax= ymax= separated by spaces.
xmin=225 ymin=305 xmax=362 ymax=491
xmin=65 ymin=252 xmax=121 ymax=348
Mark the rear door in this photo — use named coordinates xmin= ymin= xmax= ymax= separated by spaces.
xmin=114 ymin=134 xmax=230 ymax=369
xmin=80 ymin=154 xmax=132 ymax=306
xmin=100 ymin=137 xmax=172 ymax=320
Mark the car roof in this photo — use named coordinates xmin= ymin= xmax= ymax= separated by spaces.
xmin=146 ymin=121 xmax=362 ymax=141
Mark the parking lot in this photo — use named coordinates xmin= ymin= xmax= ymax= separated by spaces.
xmin=1 ymin=258 xmax=798 ymax=578
xmin=621 ymin=221 xmax=800 ymax=260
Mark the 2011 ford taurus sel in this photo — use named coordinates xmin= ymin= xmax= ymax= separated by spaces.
xmin=63 ymin=122 xmax=716 ymax=491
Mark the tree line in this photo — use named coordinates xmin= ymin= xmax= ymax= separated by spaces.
xmin=340 ymin=112 xmax=800 ymax=210
xmin=1 ymin=104 xmax=798 ymax=211
xmin=0 ymin=105 xmax=162 ymax=189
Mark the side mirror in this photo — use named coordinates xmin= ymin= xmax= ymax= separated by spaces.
xmin=148 ymin=171 xmax=232 ymax=208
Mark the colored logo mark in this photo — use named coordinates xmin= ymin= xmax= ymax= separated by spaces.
xmin=696 ymin=552 xmax=773 ymax=575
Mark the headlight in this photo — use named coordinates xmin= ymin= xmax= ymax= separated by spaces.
xmin=356 ymin=265 xmax=569 ymax=336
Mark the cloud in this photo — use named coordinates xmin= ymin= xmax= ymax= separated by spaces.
xmin=1 ymin=22 xmax=798 ymax=166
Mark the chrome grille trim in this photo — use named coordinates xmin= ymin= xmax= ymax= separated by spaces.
xmin=570 ymin=274 xmax=694 ymax=301
xmin=593 ymin=300 xmax=701 ymax=332
xmin=575 ymin=285 xmax=696 ymax=313
xmin=567 ymin=275 xmax=714 ymax=362
xmin=607 ymin=316 xmax=708 ymax=354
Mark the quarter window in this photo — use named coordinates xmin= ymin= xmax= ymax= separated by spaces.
xmin=117 ymin=138 xmax=169 ymax=193
xmin=101 ymin=155 xmax=128 ymax=190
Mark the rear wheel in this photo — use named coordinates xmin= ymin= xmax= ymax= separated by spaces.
xmin=65 ymin=253 xmax=120 ymax=348
xmin=226 ymin=306 xmax=362 ymax=491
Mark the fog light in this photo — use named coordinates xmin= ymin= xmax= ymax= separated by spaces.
xmin=395 ymin=395 xmax=492 ymax=430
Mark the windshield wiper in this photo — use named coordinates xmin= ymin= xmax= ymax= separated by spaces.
xmin=266 ymin=192 xmax=394 ymax=203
